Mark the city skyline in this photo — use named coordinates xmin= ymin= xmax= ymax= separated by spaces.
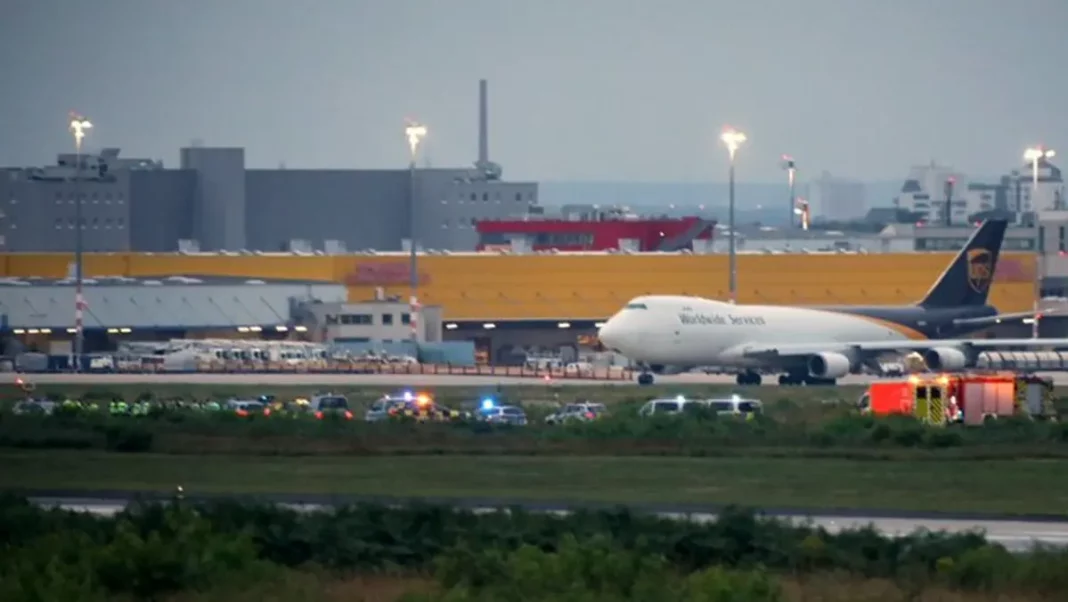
xmin=2 ymin=0 xmax=1065 ymax=183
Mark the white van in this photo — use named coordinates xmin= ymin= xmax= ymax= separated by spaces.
xmin=638 ymin=396 xmax=708 ymax=417
xmin=705 ymin=396 xmax=763 ymax=417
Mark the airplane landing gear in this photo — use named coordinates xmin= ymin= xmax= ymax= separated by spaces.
xmin=736 ymin=371 xmax=762 ymax=386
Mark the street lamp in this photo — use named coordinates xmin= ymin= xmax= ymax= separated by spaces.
xmin=1023 ymin=146 xmax=1055 ymax=338
xmin=69 ymin=112 xmax=92 ymax=371
xmin=720 ymin=126 xmax=746 ymax=304
xmin=1024 ymin=146 xmax=1056 ymax=193
xmin=794 ymin=198 xmax=810 ymax=231
xmin=404 ymin=120 xmax=428 ymax=343
xmin=780 ymin=155 xmax=796 ymax=228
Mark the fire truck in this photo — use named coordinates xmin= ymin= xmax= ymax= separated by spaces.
xmin=858 ymin=372 xmax=1057 ymax=426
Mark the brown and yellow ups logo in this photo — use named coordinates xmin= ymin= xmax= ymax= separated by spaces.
xmin=967 ymin=248 xmax=993 ymax=292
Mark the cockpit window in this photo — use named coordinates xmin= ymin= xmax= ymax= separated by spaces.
xmin=624 ymin=303 xmax=648 ymax=310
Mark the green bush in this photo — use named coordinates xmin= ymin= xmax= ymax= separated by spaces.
xmin=416 ymin=535 xmax=786 ymax=601
xmin=1 ymin=399 xmax=1065 ymax=458
xmin=102 ymin=425 xmax=155 ymax=452
xmin=0 ymin=497 xmax=266 ymax=602
xmin=1 ymin=495 xmax=1067 ymax=601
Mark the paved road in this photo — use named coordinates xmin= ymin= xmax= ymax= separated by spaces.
xmin=29 ymin=496 xmax=1068 ymax=552
xmin=11 ymin=372 xmax=1068 ymax=387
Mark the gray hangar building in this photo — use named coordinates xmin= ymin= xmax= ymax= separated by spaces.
xmin=0 ymin=81 xmax=537 ymax=253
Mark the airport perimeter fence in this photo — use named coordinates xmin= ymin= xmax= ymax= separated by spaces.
xmin=1 ymin=354 xmax=637 ymax=382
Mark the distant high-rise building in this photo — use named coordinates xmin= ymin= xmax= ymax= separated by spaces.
xmin=805 ymin=171 xmax=867 ymax=221
xmin=894 ymin=158 xmax=1064 ymax=225
xmin=1014 ymin=157 xmax=1064 ymax=213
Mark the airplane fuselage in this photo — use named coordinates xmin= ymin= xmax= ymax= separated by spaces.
xmin=598 ymin=295 xmax=995 ymax=368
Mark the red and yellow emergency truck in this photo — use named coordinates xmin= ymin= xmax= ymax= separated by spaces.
xmin=859 ymin=372 xmax=1056 ymax=426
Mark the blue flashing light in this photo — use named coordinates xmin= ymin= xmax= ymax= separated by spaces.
xmin=403 ymin=390 xmax=413 ymax=401
xmin=481 ymin=398 xmax=495 ymax=410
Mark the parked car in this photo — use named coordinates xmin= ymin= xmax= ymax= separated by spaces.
xmin=545 ymin=402 xmax=607 ymax=425
xmin=308 ymin=394 xmax=353 ymax=419
xmin=12 ymin=399 xmax=57 ymax=415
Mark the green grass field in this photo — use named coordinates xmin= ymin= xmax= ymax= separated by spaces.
xmin=5 ymin=450 xmax=1067 ymax=516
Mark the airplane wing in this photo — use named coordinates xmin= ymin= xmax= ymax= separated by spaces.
xmin=741 ymin=338 xmax=1068 ymax=360
xmin=952 ymin=308 xmax=1059 ymax=328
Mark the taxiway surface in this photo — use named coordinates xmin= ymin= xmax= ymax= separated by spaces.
xmin=12 ymin=372 xmax=1068 ymax=386
xmin=29 ymin=496 xmax=1068 ymax=553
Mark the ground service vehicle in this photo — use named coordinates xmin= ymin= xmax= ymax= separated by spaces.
xmin=365 ymin=391 xmax=460 ymax=422
xmin=860 ymin=372 xmax=1056 ymax=426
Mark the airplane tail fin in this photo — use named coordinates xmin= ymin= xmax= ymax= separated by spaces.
xmin=918 ymin=219 xmax=1007 ymax=308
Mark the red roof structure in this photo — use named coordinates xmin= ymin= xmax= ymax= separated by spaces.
xmin=476 ymin=215 xmax=716 ymax=252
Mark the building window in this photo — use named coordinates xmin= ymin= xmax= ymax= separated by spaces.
xmin=515 ymin=192 xmax=522 ymax=201
xmin=401 ymin=313 xmax=411 ymax=325
xmin=54 ymin=218 xmax=62 ymax=229
xmin=340 ymin=313 xmax=372 ymax=325
xmin=117 ymin=217 xmax=125 ymax=229
xmin=382 ymin=313 xmax=394 ymax=325
xmin=1059 ymin=226 xmax=1065 ymax=252
xmin=104 ymin=218 xmax=112 ymax=229
xmin=469 ymin=193 xmax=477 ymax=201
xmin=482 ymin=192 xmax=488 ymax=201
xmin=91 ymin=217 xmax=99 ymax=229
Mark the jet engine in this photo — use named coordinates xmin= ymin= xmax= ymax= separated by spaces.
xmin=807 ymin=352 xmax=852 ymax=379
xmin=922 ymin=347 xmax=968 ymax=371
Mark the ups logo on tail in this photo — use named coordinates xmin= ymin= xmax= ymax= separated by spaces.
xmin=967 ymin=248 xmax=993 ymax=293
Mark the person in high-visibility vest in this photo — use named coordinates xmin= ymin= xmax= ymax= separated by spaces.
xmin=947 ymin=394 xmax=963 ymax=423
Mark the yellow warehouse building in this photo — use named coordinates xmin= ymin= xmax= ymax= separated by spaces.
xmin=0 ymin=252 xmax=1037 ymax=321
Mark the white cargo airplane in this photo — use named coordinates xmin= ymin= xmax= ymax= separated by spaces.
xmin=598 ymin=219 xmax=1065 ymax=386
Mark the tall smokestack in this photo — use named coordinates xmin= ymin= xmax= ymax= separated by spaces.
xmin=478 ymin=79 xmax=488 ymax=164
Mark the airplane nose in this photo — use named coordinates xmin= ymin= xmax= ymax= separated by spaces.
xmin=598 ymin=318 xmax=626 ymax=352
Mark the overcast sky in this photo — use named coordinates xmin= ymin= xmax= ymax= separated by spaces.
xmin=1 ymin=0 xmax=1065 ymax=182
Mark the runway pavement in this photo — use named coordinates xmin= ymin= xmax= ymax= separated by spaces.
xmin=29 ymin=496 xmax=1068 ymax=552
xmin=11 ymin=371 xmax=1068 ymax=387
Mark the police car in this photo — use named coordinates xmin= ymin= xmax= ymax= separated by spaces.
xmin=475 ymin=398 xmax=527 ymax=425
